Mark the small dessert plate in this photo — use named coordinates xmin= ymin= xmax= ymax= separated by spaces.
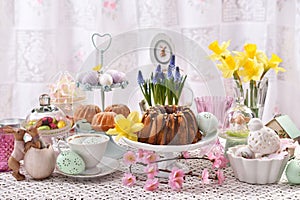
xmin=55 ymin=157 xmax=119 ymax=178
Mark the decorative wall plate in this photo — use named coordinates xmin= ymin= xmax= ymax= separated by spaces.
xmin=150 ymin=33 xmax=175 ymax=64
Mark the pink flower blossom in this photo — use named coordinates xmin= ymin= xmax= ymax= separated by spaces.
xmin=144 ymin=164 xmax=159 ymax=179
xmin=123 ymin=151 xmax=137 ymax=165
xmin=122 ymin=173 xmax=136 ymax=187
xmin=218 ymin=155 xmax=228 ymax=168
xmin=207 ymin=151 xmax=228 ymax=169
xmin=182 ymin=151 xmax=190 ymax=159
xmin=144 ymin=178 xmax=159 ymax=191
xmin=168 ymin=168 xmax=185 ymax=191
xmin=201 ymin=169 xmax=210 ymax=184
xmin=110 ymin=2 xmax=116 ymax=9
xmin=103 ymin=1 xmax=109 ymax=7
xmin=143 ymin=151 xmax=159 ymax=164
xmin=207 ymin=152 xmax=216 ymax=160
xmin=216 ymin=169 xmax=225 ymax=185
xmin=136 ymin=149 xmax=147 ymax=162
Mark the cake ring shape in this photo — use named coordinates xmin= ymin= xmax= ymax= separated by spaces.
xmin=137 ymin=105 xmax=202 ymax=145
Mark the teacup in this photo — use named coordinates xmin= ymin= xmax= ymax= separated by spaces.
xmin=58 ymin=133 xmax=109 ymax=174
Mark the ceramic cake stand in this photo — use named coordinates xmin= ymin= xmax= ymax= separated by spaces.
xmin=121 ymin=131 xmax=218 ymax=177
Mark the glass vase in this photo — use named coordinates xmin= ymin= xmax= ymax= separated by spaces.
xmin=221 ymin=80 xmax=255 ymax=155
xmin=0 ymin=128 xmax=15 ymax=172
xmin=244 ymin=78 xmax=269 ymax=119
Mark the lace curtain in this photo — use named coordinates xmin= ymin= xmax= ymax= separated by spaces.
xmin=0 ymin=0 xmax=299 ymax=126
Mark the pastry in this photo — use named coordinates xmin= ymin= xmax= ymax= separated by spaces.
xmin=91 ymin=112 xmax=116 ymax=132
xmin=138 ymin=105 xmax=201 ymax=145
xmin=104 ymin=104 xmax=130 ymax=117
xmin=73 ymin=104 xmax=101 ymax=123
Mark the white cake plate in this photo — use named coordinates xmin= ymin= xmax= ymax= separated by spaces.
xmin=121 ymin=131 xmax=218 ymax=177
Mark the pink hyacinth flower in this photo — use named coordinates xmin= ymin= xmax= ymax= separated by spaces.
xmin=201 ymin=168 xmax=210 ymax=184
xmin=144 ymin=178 xmax=160 ymax=191
xmin=144 ymin=164 xmax=159 ymax=179
xmin=122 ymin=173 xmax=136 ymax=187
xmin=216 ymin=169 xmax=225 ymax=185
xmin=123 ymin=151 xmax=137 ymax=165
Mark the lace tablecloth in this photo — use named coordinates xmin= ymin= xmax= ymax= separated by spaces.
xmin=1 ymin=146 xmax=300 ymax=200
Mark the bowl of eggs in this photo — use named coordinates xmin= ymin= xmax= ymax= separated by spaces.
xmin=227 ymin=118 xmax=294 ymax=184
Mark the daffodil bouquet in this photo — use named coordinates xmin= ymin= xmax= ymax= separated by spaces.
xmin=137 ymin=55 xmax=187 ymax=106
xmin=208 ymin=40 xmax=285 ymax=118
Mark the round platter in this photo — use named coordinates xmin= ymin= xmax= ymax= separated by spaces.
xmin=121 ymin=130 xmax=218 ymax=153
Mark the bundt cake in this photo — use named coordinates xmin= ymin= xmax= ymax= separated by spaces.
xmin=91 ymin=112 xmax=116 ymax=132
xmin=105 ymin=104 xmax=130 ymax=117
xmin=138 ymin=105 xmax=202 ymax=145
xmin=73 ymin=104 xmax=101 ymax=123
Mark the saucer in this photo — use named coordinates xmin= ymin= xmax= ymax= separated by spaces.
xmin=56 ymin=157 xmax=119 ymax=178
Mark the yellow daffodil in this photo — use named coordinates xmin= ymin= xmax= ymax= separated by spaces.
xmin=106 ymin=111 xmax=144 ymax=142
xmin=208 ymin=40 xmax=286 ymax=118
xmin=255 ymin=51 xmax=268 ymax=67
xmin=217 ymin=55 xmax=238 ymax=78
xmin=92 ymin=64 xmax=102 ymax=71
xmin=237 ymin=57 xmax=264 ymax=82
xmin=244 ymin=43 xmax=257 ymax=59
xmin=266 ymin=53 xmax=285 ymax=73
xmin=208 ymin=40 xmax=231 ymax=60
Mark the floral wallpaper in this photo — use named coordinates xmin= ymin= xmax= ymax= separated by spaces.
xmin=0 ymin=0 xmax=300 ymax=127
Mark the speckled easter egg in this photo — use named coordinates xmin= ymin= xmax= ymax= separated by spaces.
xmin=285 ymin=159 xmax=300 ymax=184
xmin=56 ymin=150 xmax=85 ymax=175
xmin=196 ymin=112 xmax=218 ymax=135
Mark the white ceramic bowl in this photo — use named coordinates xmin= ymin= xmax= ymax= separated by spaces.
xmin=227 ymin=145 xmax=289 ymax=184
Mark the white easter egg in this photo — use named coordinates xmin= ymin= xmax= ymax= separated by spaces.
xmin=56 ymin=150 xmax=85 ymax=175
xmin=99 ymin=73 xmax=113 ymax=86
xmin=196 ymin=112 xmax=218 ymax=135
xmin=248 ymin=118 xmax=264 ymax=132
xmin=247 ymin=126 xmax=280 ymax=155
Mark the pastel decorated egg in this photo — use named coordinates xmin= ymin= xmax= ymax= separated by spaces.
xmin=81 ymin=71 xmax=99 ymax=86
xmin=285 ymin=159 xmax=300 ymax=184
xmin=247 ymin=126 xmax=280 ymax=155
xmin=248 ymin=118 xmax=264 ymax=132
xmin=56 ymin=150 xmax=85 ymax=175
xmin=99 ymin=73 xmax=113 ymax=86
xmin=196 ymin=112 xmax=218 ymax=135
xmin=106 ymin=70 xmax=126 ymax=83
